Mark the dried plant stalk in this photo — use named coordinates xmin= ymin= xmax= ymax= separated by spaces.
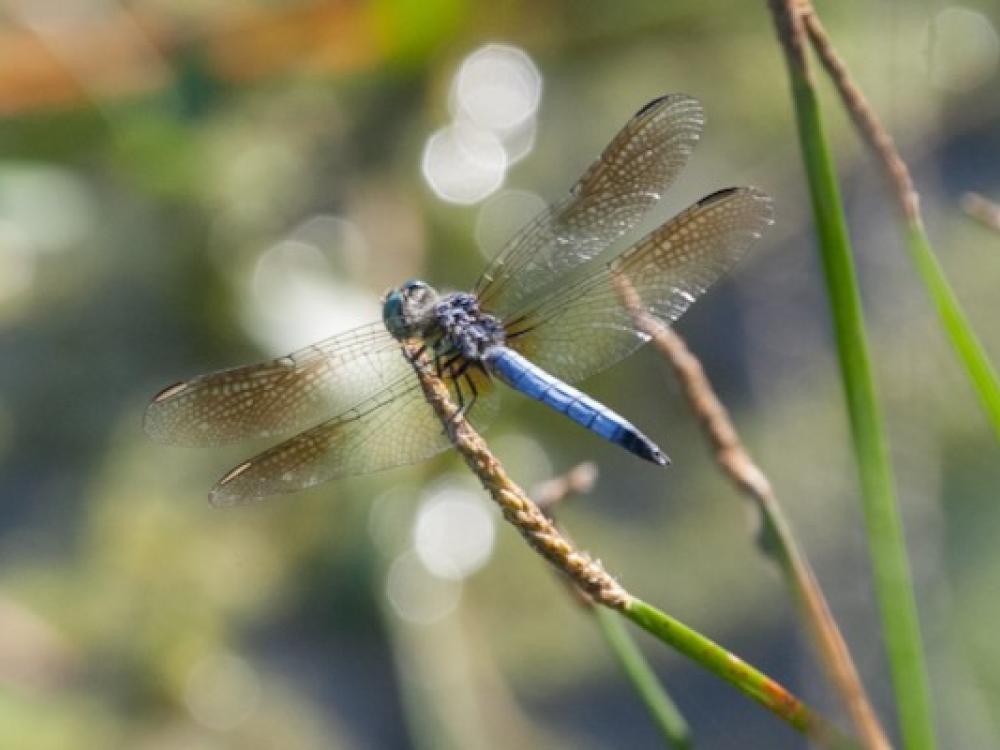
xmin=532 ymin=462 xmax=599 ymax=512
xmin=614 ymin=272 xmax=889 ymax=749
xmin=533 ymin=463 xmax=693 ymax=749
xmin=962 ymin=192 xmax=1000 ymax=234
xmin=403 ymin=342 xmax=847 ymax=744
xmin=802 ymin=2 xmax=1000 ymax=445
xmin=800 ymin=6 xmax=918 ymax=223
xmin=767 ymin=2 xmax=936 ymax=747
xmin=403 ymin=342 xmax=630 ymax=609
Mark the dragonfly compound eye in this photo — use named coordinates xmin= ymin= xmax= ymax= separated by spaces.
xmin=382 ymin=290 xmax=408 ymax=339
xmin=146 ymin=93 xmax=774 ymax=505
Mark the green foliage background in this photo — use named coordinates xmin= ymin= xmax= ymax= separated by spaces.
xmin=0 ymin=1 xmax=998 ymax=747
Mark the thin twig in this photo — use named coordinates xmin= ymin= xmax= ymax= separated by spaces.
xmin=800 ymin=5 xmax=920 ymax=226
xmin=404 ymin=343 xmax=630 ymax=610
xmin=533 ymin=463 xmax=693 ymax=749
xmin=767 ymin=3 xmax=937 ymax=748
xmin=532 ymin=461 xmax=598 ymax=512
xmin=801 ymin=2 xmax=1000 ymax=452
xmin=533 ymin=462 xmax=603 ymax=608
xmin=661 ymin=321 xmax=890 ymax=750
xmin=403 ymin=342 xmax=848 ymax=744
xmin=592 ymin=605 xmax=693 ymax=749
xmin=962 ymin=192 xmax=1000 ymax=234
xmin=614 ymin=272 xmax=890 ymax=750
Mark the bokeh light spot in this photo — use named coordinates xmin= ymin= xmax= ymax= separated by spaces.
xmin=242 ymin=221 xmax=379 ymax=354
xmin=928 ymin=7 xmax=999 ymax=92
xmin=414 ymin=483 xmax=496 ymax=580
xmin=421 ymin=122 xmax=508 ymax=205
xmin=423 ymin=42 xmax=543 ymax=205
xmin=184 ymin=652 xmax=260 ymax=732
xmin=386 ymin=550 xmax=461 ymax=625
xmin=0 ymin=164 xmax=95 ymax=255
xmin=453 ymin=43 xmax=542 ymax=132
xmin=0 ymin=220 xmax=36 ymax=312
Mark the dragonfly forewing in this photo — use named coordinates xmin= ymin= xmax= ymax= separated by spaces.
xmin=147 ymin=94 xmax=774 ymax=502
xmin=209 ymin=363 xmax=498 ymax=506
xmin=144 ymin=322 xmax=403 ymax=446
xmin=504 ymin=187 xmax=774 ymax=385
xmin=474 ymin=94 xmax=704 ymax=317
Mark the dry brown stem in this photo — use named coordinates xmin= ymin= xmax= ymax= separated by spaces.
xmin=532 ymin=462 xmax=598 ymax=513
xmin=403 ymin=343 xmax=630 ymax=610
xmin=962 ymin=192 xmax=1000 ymax=234
xmin=617 ymin=261 xmax=890 ymax=750
xmin=800 ymin=5 xmax=920 ymax=227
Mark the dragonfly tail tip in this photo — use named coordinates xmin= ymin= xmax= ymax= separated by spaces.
xmin=634 ymin=437 xmax=669 ymax=467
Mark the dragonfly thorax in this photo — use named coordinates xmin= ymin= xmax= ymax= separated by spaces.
xmin=432 ymin=292 xmax=506 ymax=360
xmin=382 ymin=282 xmax=504 ymax=360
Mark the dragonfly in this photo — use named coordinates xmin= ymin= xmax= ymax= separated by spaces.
xmin=146 ymin=94 xmax=773 ymax=506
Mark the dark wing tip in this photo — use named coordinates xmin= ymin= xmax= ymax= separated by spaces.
xmin=634 ymin=94 xmax=671 ymax=119
xmin=695 ymin=186 xmax=741 ymax=206
xmin=144 ymin=380 xmax=191 ymax=442
xmin=151 ymin=381 xmax=189 ymax=403
xmin=695 ymin=185 xmax=775 ymax=224
xmin=632 ymin=92 xmax=700 ymax=121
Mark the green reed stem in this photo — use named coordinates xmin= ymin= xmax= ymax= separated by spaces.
xmin=593 ymin=605 xmax=692 ymax=748
xmin=905 ymin=222 xmax=1000 ymax=442
xmin=800 ymin=6 xmax=1000 ymax=448
xmin=407 ymin=342 xmax=851 ymax=745
xmin=767 ymin=3 xmax=936 ymax=747
xmin=623 ymin=598 xmax=853 ymax=747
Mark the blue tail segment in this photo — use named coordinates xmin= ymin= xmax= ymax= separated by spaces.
xmin=484 ymin=347 xmax=669 ymax=466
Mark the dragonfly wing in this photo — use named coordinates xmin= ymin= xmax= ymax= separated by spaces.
xmin=474 ymin=94 xmax=704 ymax=318
xmin=209 ymin=361 xmax=499 ymax=505
xmin=145 ymin=321 xmax=408 ymax=446
xmin=504 ymin=187 xmax=774 ymax=384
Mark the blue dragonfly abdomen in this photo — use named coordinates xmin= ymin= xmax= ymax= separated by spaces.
xmin=484 ymin=347 xmax=669 ymax=466
xmin=146 ymin=94 xmax=773 ymax=505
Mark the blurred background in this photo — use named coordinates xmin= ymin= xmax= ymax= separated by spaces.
xmin=0 ymin=1 xmax=998 ymax=748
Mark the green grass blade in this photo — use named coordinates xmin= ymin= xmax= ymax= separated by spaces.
xmin=799 ymin=9 xmax=1000 ymax=447
xmin=905 ymin=223 xmax=1000 ymax=442
xmin=623 ymin=599 xmax=853 ymax=747
xmin=593 ymin=605 xmax=692 ymax=748
xmin=408 ymin=340 xmax=851 ymax=744
xmin=768 ymin=5 xmax=937 ymax=746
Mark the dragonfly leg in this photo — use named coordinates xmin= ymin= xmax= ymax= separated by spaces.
xmin=449 ymin=359 xmax=477 ymax=422
xmin=459 ymin=370 xmax=479 ymax=419
xmin=402 ymin=343 xmax=428 ymax=370
xmin=446 ymin=360 xmax=478 ymax=421
xmin=435 ymin=354 xmax=476 ymax=423
xmin=452 ymin=371 xmax=466 ymax=414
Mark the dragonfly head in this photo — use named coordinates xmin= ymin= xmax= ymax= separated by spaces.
xmin=383 ymin=279 xmax=440 ymax=340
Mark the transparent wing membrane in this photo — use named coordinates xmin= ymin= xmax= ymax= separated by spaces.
xmin=144 ymin=322 xmax=402 ymax=446
xmin=505 ymin=187 xmax=774 ymax=385
xmin=147 ymin=95 xmax=774 ymax=503
xmin=209 ymin=362 xmax=497 ymax=505
xmin=475 ymin=94 xmax=704 ymax=317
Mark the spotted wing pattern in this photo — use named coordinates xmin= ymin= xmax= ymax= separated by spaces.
xmin=144 ymin=322 xmax=404 ymax=446
xmin=148 ymin=94 xmax=772 ymax=505
xmin=209 ymin=362 xmax=498 ymax=506
xmin=474 ymin=94 xmax=704 ymax=318
xmin=504 ymin=187 xmax=774 ymax=385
